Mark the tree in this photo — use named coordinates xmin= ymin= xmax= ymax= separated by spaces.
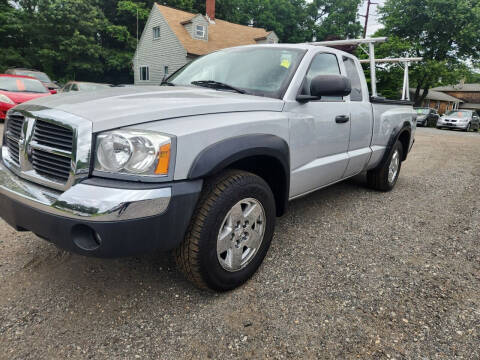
xmin=378 ymin=0 xmax=480 ymax=105
xmin=307 ymin=0 xmax=363 ymax=41
xmin=0 ymin=0 xmax=366 ymax=83
xmin=0 ymin=1 xmax=27 ymax=71
xmin=208 ymin=0 xmax=363 ymax=43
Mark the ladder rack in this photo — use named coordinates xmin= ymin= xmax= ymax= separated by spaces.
xmin=309 ymin=37 xmax=423 ymax=101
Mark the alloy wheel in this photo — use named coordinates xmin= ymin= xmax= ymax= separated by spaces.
xmin=216 ymin=198 xmax=266 ymax=272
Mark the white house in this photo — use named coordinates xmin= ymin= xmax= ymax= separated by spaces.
xmin=132 ymin=0 xmax=279 ymax=85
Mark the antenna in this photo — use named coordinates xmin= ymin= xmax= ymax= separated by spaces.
xmin=136 ymin=8 xmax=139 ymax=80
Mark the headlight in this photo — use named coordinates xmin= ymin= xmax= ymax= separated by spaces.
xmin=94 ymin=130 xmax=173 ymax=177
xmin=0 ymin=94 xmax=14 ymax=105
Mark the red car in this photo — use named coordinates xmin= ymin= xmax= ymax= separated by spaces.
xmin=0 ymin=74 xmax=51 ymax=120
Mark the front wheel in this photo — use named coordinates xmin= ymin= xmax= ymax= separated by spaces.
xmin=464 ymin=123 xmax=471 ymax=132
xmin=367 ymin=140 xmax=403 ymax=192
xmin=175 ymin=170 xmax=276 ymax=291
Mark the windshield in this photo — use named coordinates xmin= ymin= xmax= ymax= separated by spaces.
xmin=168 ymin=47 xmax=306 ymax=98
xmin=0 ymin=76 xmax=48 ymax=93
xmin=13 ymin=70 xmax=51 ymax=83
xmin=416 ymin=108 xmax=430 ymax=114
xmin=79 ymin=83 xmax=111 ymax=91
xmin=446 ymin=110 xmax=471 ymax=117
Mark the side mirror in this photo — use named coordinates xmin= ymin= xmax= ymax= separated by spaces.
xmin=297 ymin=75 xmax=351 ymax=102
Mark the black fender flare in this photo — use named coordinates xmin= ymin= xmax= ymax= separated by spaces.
xmin=188 ymin=134 xmax=290 ymax=214
xmin=376 ymin=121 xmax=411 ymax=170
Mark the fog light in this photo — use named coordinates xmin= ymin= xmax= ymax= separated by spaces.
xmin=71 ymin=225 xmax=102 ymax=251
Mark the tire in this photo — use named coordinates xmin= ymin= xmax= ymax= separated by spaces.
xmin=464 ymin=123 xmax=471 ymax=132
xmin=175 ymin=170 xmax=276 ymax=291
xmin=367 ymin=140 xmax=403 ymax=192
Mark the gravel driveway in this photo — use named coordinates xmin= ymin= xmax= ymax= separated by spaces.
xmin=1 ymin=125 xmax=479 ymax=359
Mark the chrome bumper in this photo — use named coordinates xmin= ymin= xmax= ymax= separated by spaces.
xmin=0 ymin=160 xmax=171 ymax=221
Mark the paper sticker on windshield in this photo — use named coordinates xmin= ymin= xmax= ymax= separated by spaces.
xmin=16 ymin=79 xmax=26 ymax=91
xmin=280 ymin=59 xmax=291 ymax=69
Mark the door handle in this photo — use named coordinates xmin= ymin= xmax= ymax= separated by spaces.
xmin=335 ymin=115 xmax=350 ymax=123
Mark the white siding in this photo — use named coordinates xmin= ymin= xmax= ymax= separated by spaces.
xmin=183 ymin=14 xmax=209 ymax=41
xmin=256 ymin=32 xmax=279 ymax=44
xmin=133 ymin=6 xmax=188 ymax=85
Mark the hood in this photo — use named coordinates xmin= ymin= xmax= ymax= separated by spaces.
xmin=15 ymin=86 xmax=285 ymax=132
xmin=0 ymin=90 xmax=50 ymax=105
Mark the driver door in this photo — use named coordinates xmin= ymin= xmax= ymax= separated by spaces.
xmin=288 ymin=52 xmax=351 ymax=197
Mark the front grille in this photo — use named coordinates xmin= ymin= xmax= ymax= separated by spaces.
xmin=3 ymin=110 xmax=91 ymax=192
xmin=31 ymin=149 xmax=71 ymax=182
xmin=30 ymin=120 xmax=74 ymax=184
xmin=5 ymin=114 xmax=25 ymax=165
xmin=33 ymin=120 xmax=74 ymax=151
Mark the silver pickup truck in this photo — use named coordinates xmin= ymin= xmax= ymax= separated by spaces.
xmin=0 ymin=44 xmax=415 ymax=291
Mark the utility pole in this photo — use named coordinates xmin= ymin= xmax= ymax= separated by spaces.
xmin=361 ymin=0 xmax=378 ymax=38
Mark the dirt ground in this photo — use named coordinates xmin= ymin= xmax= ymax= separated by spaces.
xmin=1 ymin=126 xmax=479 ymax=359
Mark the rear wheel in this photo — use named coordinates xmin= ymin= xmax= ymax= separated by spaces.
xmin=367 ymin=140 xmax=403 ymax=192
xmin=175 ymin=170 xmax=276 ymax=291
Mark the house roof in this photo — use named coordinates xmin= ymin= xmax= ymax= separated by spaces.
xmin=409 ymin=88 xmax=463 ymax=102
xmin=156 ymin=4 xmax=274 ymax=56
xmin=431 ymin=83 xmax=480 ymax=92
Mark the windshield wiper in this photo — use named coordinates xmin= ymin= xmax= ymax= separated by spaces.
xmin=191 ymin=80 xmax=246 ymax=94
xmin=161 ymin=80 xmax=175 ymax=86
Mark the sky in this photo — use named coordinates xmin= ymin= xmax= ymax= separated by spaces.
xmin=358 ymin=0 xmax=385 ymax=36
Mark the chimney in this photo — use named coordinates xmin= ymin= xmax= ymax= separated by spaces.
xmin=206 ymin=0 xmax=215 ymax=20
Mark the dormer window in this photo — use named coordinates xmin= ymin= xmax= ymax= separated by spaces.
xmin=153 ymin=26 xmax=160 ymax=40
xmin=195 ymin=25 xmax=206 ymax=38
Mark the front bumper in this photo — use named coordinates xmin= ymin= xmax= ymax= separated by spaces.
xmin=0 ymin=161 xmax=202 ymax=257
xmin=437 ymin=122 xmax=469 ymax=129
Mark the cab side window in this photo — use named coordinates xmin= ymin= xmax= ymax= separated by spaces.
xmin=343 ymin=57 xmax=363 ymax=101
xmin=301 ymin=53 xmax=341 ymax=101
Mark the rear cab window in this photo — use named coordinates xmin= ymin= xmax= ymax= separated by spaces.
xmin=342 ymin=57 xmax=363 ymax=102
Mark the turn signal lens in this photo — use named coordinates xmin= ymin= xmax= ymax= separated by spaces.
xmin=155 ymin=143 xmax=171 ymax=175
